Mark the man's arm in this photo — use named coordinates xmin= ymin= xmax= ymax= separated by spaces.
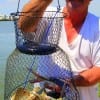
xmin=74 ymin=66 xmax=100 ymax=86
xmin=18 ymin=0 xmax=52 ymax=33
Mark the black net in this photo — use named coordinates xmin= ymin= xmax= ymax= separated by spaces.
xmin=4 ymin=11 xmax=79 ymax=100
xmin=11 ymin=11 xmax=64 ymax=55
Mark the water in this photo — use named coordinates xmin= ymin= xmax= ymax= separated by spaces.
xmin=0 ymin=21 xmax=15 ymax=100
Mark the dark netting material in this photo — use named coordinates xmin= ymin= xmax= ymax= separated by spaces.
xmin=5 ymin=48 xmax=79 ymax=100
xmin=4 ymin=11 xmax=79 ymax=100
xmin=11 ymin=11 xmax=64 ymax=55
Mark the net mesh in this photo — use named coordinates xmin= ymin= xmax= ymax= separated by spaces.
xmin=12 ymin=11 xmax=64 ymax=55
xmin=4 ymin=11 xmax=79 ymax=100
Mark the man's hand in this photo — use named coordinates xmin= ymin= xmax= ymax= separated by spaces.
xmin=18 ymin=0 xmax=53 ymax=33
xmin=73 ymin=66 xmax=100 ymax=86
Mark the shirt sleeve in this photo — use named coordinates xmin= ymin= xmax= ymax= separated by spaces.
xmin=92 ymin=32 xmax=100 ymax=67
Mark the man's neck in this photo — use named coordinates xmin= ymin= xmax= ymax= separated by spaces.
xmin=69 ymin=12 xmax=87 ymax=28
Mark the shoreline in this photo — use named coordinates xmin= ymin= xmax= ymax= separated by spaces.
xmin=0 ymin=20 xmax=12 ymax=21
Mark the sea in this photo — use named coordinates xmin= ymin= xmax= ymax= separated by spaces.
xmin=0 ymin=21 xmax=15 ymax=100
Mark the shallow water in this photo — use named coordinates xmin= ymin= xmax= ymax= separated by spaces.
xmin=0 ymin=21 xmax=15 ymax=100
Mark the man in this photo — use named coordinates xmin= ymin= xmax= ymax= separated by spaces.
xmin=18 ymin=0 xmax=100 ymax=100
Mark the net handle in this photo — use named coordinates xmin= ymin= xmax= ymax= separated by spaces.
xmin=17 ymin=0 xmax=21 ymax=13
xmin=16 ymin=0 xmax=61 ymax=13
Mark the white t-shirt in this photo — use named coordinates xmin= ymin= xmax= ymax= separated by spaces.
xmin=36 ymin=7 xmax=100 ymax=100
xmin=58 ymin=12 xmax=100 ymax=100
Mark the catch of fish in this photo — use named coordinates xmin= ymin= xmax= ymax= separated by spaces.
xmin=10 ymin=87 xmax=63 ymax=100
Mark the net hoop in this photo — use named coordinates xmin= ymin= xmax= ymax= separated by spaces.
xmin=11 ymin=11 xmax=67 ymax=18
xmin=11 ymin=11 xmax=67 ymax=55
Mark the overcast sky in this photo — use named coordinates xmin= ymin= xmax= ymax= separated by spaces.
xmin=0 ymin=0 xmax=100 ymax=16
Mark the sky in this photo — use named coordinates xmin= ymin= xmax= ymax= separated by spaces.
xmin=0 ymin=0 xmax=100 ymax=16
